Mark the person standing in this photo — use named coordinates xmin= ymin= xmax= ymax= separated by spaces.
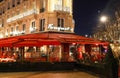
xmin=104 ymin=46 xmax=119 ymax=78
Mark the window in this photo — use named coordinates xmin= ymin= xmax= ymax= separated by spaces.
xmin=2 ymin=19 xmax=4 ymax=27
xmin=58 ymin=0 xmax=62 ymax=6
xmin=32 ymin=21 xmax=35 ymax=28
xmin=23 ymin=24 xmax=26 ymax=31
xmin=16 ymin=26 xmax=18 ymax=31
xmin=61 ymin=19 xmax=64 ymax=27
xmin=40 ymin=19 xmax=45 ymax=31
xmin=10 ymin=27 xmax=14 ymax=36
xmin=12 ymin=0 xmax=15 ymax=7
xmin=64 ymin=0 xmax=70 ymax=12
xmin=22 ymin=24 xmax=26 ymax=34
xmin=5 ymin=29 xmax=9 ymax=37
xmin=55 ymin=0 xmax=62 ymax=10
xmin=15 ymin=26 xmax=19 ymax=35
xmin=17 ymin=0 xmax=20 ymax=4
xmin=30 ymin=21 xmax=36 ymax=33
xmin=8 ymin=2 xmax=10 ymax=9
xmin=40 ymin=0 xmax=46 ymax=13
xmin=58 ymin=18 xmax=60 ymax=27
xmin=57 ymin=18 xmax=64 ymax=28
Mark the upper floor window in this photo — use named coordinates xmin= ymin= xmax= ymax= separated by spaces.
xmin=57 ymin=18 xmax=64 ymax=31
xmin=22 ymin=24 xmax=26 ymax=34
xmin=2 ymin=6 xmax=5 ymax=13
xmin=12 ymin=0 xmax=15 ymax=7
xmin=55 ymin=0 xmax=63 ymax=10
xmin=2 ymin=19 xmax=4 ymax=27
xmin=10 ymin=27 xmax=14 ymax=36
xmin=15 ymin=26 xmax=19 ymax=35
xmin=5 ymin=29 xmax=9 ymax=37
xmin=8 ymin=2 xmax=10 ymax=9
xmin=57 ymin=18 xmax=64 ymax=28
xmin=61 ymin=19 xmax=64 ymax=28
xmin=40 ymin=19 xmax=45 ymax=31
xmin=30 ymin=21 xmax=36 ymax=33
xmin=57 ymin=0 xmax=62 ymax=6
xmin=32 ymin=21 xmax=35 ymax=28
xmin=58 ymin=18 xmax=60 ymax=27
xmin=17 ymin=0 xmax=21 ymax=4
xmin=40 ymin=0 xmax=46 ymax=13
xmin=16 ymin=26 xmax=19 ymax=31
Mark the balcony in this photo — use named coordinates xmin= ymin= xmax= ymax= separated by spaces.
xmin=7 ymin=9 xmax=37 ymax=23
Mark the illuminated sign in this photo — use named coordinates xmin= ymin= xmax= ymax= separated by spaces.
xmin=7 ymin=9 xmax=37 ymax=23
xmin=48 ymin=24 xmax=73 ymax=31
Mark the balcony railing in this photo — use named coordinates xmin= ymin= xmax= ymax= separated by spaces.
xmin=7 ymin=9 xmax=37 ymax=23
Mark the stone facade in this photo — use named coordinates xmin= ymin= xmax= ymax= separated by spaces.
xmin=0 ymin=0 xmax=74 ymax=38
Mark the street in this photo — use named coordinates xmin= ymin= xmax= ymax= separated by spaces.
xmin=0 ymin=71 xmax=99 ymax=78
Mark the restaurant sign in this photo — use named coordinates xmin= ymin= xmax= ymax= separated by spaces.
xmin=48 ymin=24 xmax=72 ymax=31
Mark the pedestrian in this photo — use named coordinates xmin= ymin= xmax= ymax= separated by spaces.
xmin=104 ymin=45 xmax=118 ymax=78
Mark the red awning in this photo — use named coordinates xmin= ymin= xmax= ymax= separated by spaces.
xmin=0 ymin=38 xmax=18 ymax=47
xmin=13 ymin=39 xmax=60 ymax=47
xmin=0 ymin=32 xmax=109 ymax=47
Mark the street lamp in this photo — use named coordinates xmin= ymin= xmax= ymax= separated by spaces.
xmin=100 ymin=16 xmax=108 ymax=23
xmin=99 ymin=15 xmax=108 ymax=41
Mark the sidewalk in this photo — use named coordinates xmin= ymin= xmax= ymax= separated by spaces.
xmin=0 ymin=71 xmax=99 ymax=78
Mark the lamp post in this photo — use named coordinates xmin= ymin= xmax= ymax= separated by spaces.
xmin=99 ymin=15 xmax=108 ymax=41
xmin=100 ymin=16 xmax=107 ymax=23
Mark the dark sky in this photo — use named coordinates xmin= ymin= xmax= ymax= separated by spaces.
xmin=73 ymin=0 xmax=109 ymax=36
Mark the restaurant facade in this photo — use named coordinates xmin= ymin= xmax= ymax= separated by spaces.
xmin=0 ymin=31 xmax=109 ymax=64
xmin=0 ymin=0 xmax=109 ymax=64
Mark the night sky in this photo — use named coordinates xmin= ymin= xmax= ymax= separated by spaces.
xmin=73 ymin=0 xmax=110 ymax=36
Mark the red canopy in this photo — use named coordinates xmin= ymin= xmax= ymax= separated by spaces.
xmin=13 ymin=39 xmax=61 ymax=47
xmin=0 ymin=38 xmax=18 ymax=47
xmin=0 ymin=32 xmax=109 ymax=47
